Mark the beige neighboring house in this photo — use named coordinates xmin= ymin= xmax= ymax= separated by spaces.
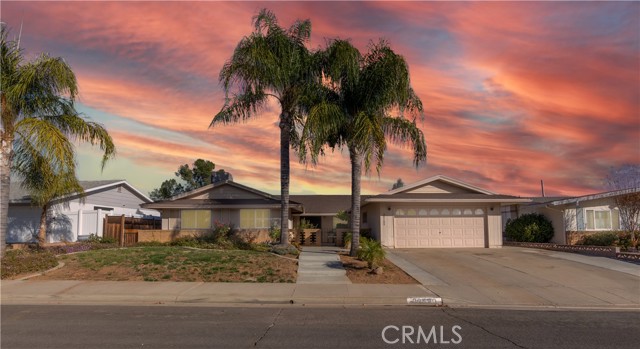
xmin=361 ymin=175 xmax=530 ymax=248
xmin=141 ymin=180 xmax=303 ymax=243
xmin=141 ymin=175 xmax=531 ymax=248
xmin=514 ymin=187 xmax=640 ymax=244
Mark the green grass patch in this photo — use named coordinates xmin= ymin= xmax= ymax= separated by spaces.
xmin=1 ymin=249 xmax=59 ymax=279
xmin=49 ymin=246 xmax=296 ymax=283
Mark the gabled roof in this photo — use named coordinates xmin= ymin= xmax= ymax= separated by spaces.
xmin=143 ymin=180 xmax=304 ymax=213
xmin=547 ymin=187 xmax=640 ymax=207
xmin=166 ymin=180 xmax=276 ymax=201
xmin=385 ymin=175 xmax=496 ymax=195
xmin=364 ymin=175 xmax=530 ymax=205
xmin=9 ymin=180 xmax=153 ymax=204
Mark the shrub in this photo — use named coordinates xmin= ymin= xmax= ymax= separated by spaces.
xmin=578 ymin=232 xmax=617 ymax=246
xmin=268 ymin=225 xmax=281 ymax=243
xmin=357 ymin=238 xmax=386 ymax=269
xmin=577 ymin=231 xmax=631 ymax=247
xmin=1 ymin=249 xmax=58 ymax=279
xmin=87 ymin=234 xmax=117 ymax=244
xmin=505 ymin=213 xmax=554 ymax=243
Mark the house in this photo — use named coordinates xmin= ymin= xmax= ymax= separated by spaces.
xmin=361 ymin=175 xmax=531 ymax=248
xmin=8 ymin=180 xmax=158 ymax=243
xmin=142 ymin=175 xmax=529 ymax=248
xmin=512 ymin=187 xmax=640 ymax=244
xmin=141 ymin=180 xmax=303 ymax=243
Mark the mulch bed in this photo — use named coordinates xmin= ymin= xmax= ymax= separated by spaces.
xmin=339 ymin=253 xmax=417 ymax=284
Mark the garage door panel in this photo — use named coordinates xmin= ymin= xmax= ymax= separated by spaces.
xmin=394 ymin=214 xmax=485 ymax=248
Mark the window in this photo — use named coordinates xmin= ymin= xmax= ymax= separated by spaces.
xmin=452 ymin=209 xmax=462 ymax=216
xmin=395 ymin=209 xmax=405 ymax=216
xmin=463 ymin=209 xmax=473 ymax=215
xmin=333 ymin=217 xmax=348 ymax=229
xmin=474 ymin=208 xmax=484 ymax=215
xmin=362 ymin=212 xmax=368 ymax=224
xmin=181 ymin=210 xmax=211 ymax=229
xmin=441 ymin=209 xmax=451 ymax=216
xmin=429 ymin=208 xmax=439 ymax=215
xmin=407 ymin=209 xmax=417 ymax=216
xmin=586 ymin=209 xmax=612 ymax=230
xmin=418 ymin=209 xmax=428 ymax=216
xmin=240 ymin=209 xmax=270 ymax=229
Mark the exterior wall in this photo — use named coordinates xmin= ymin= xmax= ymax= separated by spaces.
xmin=7 ymin=206 xmax=40 ymax=243
xmin=137 ymin=229 xmax=271 ymax=244
xmin=486 ymin=208 xmax=502 ymax=248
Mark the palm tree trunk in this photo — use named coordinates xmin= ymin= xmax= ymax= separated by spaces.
xmin=279 ymin=114 xmax=291 ymax=245
xmin=0 ymin=92 xmax=13 ymax=257
xmin=37 ymin=203 xmax=48 ymax=246
xmin=349 ymin=146 xmax=363 ymax=257
xmin=0 ymin=140 xmax=11 ymax=258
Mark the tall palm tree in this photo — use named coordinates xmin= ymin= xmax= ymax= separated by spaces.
xmin=1 ymin=25 xmax=115 ymax=254
xmin=301 ymin=39 xmax=426 ymax=256
xmin=211 ymin=9 xmax=317 ymax=245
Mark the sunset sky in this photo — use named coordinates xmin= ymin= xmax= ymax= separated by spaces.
xmin=3 ymin=1 xmax=639 ymax=197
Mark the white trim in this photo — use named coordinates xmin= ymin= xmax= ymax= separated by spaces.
xmin=365 ymin=198 xmax=530 ymax=203
xmin=51 ymin=180 xmax=153 ymax=204
xmin=386 ymin=175 xmax=496 ymax=195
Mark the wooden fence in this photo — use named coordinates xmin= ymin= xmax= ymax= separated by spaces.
xmin=103 ymin=215 xmax=161 ymax=247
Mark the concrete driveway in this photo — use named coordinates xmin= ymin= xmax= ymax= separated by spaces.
xmin=388 ymin=247 xmax=640 ymax=308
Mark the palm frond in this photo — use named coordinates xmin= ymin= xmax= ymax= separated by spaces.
xmin=13 ymin=118 xmax=76 ymax=175
xmin=382 ymin=116 xmax=427 ymax=167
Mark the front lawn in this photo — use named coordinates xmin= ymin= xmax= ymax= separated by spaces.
xmin=30 ymin=246 xmax=297 ymax=283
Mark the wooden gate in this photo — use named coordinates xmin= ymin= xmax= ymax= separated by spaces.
xmin=103 ymin=215 xmax=160 ymax=246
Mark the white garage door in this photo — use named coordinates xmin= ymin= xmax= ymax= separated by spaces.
xmin=394 ymin=216 xmax=485 ymax=248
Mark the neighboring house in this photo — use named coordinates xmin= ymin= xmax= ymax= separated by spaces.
xmin=8 ymin=180 xmax=158 ymax=243
xmin=141 ymin=175 xmax=531 ymax=248
xmin=361 ymin=175 xmax=530 ymax=248
xmin=514 ymin=187 xmax=640 ymax=244
xmin=141 ymin=180 xmax=304 ymax=243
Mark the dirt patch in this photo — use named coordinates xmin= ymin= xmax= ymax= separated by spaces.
xmin=32 ymin=247 xmax=297 ymax=283
xmin=339 ymin=253 xmax=417 ymax=284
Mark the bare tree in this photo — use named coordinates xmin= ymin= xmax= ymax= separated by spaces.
xmin=604 ymin=164 xmax=640 ymax=247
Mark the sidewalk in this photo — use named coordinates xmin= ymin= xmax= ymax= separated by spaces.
xmin=0 ymin=280 xmax=439 ymax=306
xmin=296 ymin=246 xmax=351 ymax=284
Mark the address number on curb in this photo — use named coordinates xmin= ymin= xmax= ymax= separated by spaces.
xmin=407 ymin=297 xmax=443 ymax=306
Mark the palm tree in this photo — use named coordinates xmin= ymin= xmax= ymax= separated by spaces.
xmin=1 ymin=25 xmax=115 ymax=254
xmin=301 ymin=39 xmax=426 ymax=256
xmin=211 ymin=9 xmax=318 ymax=245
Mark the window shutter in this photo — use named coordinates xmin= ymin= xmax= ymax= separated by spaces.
xmin=576 ymin=208 xmax=585 ymax=231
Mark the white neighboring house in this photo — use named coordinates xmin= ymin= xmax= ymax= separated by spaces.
xmin=8 ymin=180 xmax=159 ymax=243
xmin=508 ymin=187 xmax=640 ymax=244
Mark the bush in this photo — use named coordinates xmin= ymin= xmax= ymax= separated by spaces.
xmin=1 ymin=249 xmax=58 ymax=278
xmin=578 ymin=232 xmax=617 ymax=246
xmin=577 ymin=231 xmax=631 ymax=247
xmin=357 ymin=238 xmax=386 ymax=269
xmin=268 ymin=225 xmax=281 ymax=243
xmin=87 ymin=234 xmax=117 ymax=244
xmin=505 ymin=213 xmax=554 ymax=243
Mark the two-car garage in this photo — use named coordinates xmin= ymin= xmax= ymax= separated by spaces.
xmin=393 ymin=208 xmax=486 ymax=248
xmin=361 ymin=175 xmax=531 ymax=249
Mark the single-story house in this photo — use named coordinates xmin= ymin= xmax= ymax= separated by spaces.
xmin=141 ymin=180 xmax=303 ymax=243
xmin=142 ymin=175 xmax=530 ymax=248
xmin=8 ymin=180 xmax=158 ymax=243
xmin=512 ymin=187 xmax=640 ymax=244
xmin=361 ymin=175 xmax=530 ymax=248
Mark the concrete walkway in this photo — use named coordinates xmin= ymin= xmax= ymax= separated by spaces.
xmin=296 ymin=246 xmax=351 ymax=284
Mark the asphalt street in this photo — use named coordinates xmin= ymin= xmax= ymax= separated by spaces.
xmin=2 ymin=305 xmax=639 ymax=349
